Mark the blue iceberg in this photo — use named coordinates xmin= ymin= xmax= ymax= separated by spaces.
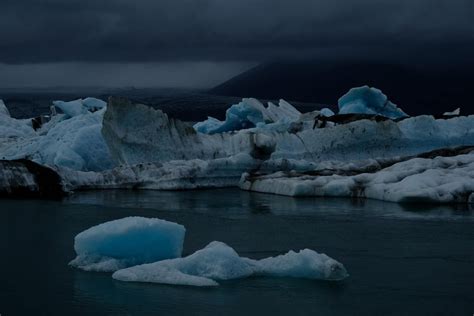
xmin=194 ymin=98 xmax=266 ymax=134
xmin=69 ymin=217 xmax=186 ymax=272
xmin=338 ymin=86 xmax=408 ymax=119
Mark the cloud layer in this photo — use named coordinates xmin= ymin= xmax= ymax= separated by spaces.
xmin=1 ymin=0 xmax=473 ymax=64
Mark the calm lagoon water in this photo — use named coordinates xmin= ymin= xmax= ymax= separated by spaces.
xmin=1 ymin=189 xmax=473 ymax=315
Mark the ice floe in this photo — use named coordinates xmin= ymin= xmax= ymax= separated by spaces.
xmin=112 ymin=241 xmax=348 ymax=286
xmin=69 ymin=217 xmax=186 ymax=272
xmin=240 ymin=149 xmax=474 ymax=204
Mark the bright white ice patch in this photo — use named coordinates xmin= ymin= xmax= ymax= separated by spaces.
xmin=70 ymin=217 xmax=186 ymax=272
xmin=112 ymin=241 xmax=348 ymax=286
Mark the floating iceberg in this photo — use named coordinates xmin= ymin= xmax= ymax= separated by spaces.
xmin=338 ymin=86 xmax=408 ymax=119
xmin=53 ymin=97 xmax=106 ymax=118
xmin=0 ymin=159 xmax=64 ymax=199
xmin=443 ymin=108 xmax=461 ymax=116
xmin=70 ymin=217 xmax=186 ymax=272
xmin=53 ymin=100 xmax=89 ymax=118
xmin=82 ymin=97 xmax=107 ymax=111
xmin=0 ymin=99 xmax=11 ymax=116
xmin=240 ymin=148 xmax=474 ymax=204
xmin=193 ymin=98 xmax=301 ymax=134
xmin=112 ymin=241 xmax=348 ymax=286
xmin=60 ymin=153 xmax=259 ymax=191
xmin=104 ymin=96 xmax=474 ymax=169
xmin=0 ymin=105 xmax=113 ymax=171
xmin=0 ymin=100 xmax=35 ymax=142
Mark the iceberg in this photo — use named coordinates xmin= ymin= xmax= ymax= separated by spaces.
xmin=82 ymin=97 xmax=107 ymax=112
xmin=240 ymin=148 xmax=474 ymax=204
xmin=70 ymin=217 xmax=186 ymax=272
xmin=53 ymin=100 xmax=89 ymax=118
xmin=338 ymin=86 xmax=408 ymax=119
xmin=0 ymin=100 xmax=35 ymax=142
xmin=112 ymin=241 xmax=348 ymax=287
xmin=0 ymin=99 xmax=11 ymax=116
xmin=103 ymin=96 xmax=474 ymax=170
xmin=53 ymin=97 xmax=106 ymax=118
xmin=319 ymin=107 xmax=335 ymax=117
xmin=443 ymin=108 xmax=461 ymax=116
xmin=0 ymin=107 xmax=113 ymax=171
xmin=193 ymin=98 xmax=301 ymax=134
xmin=0 ymin=159 xmax=64 ymax=199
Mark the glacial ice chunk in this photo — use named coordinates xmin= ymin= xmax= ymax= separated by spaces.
xmin=69 ymin=217 xmax=186 ymax=272
xmin=193 ymin=98 xmax=302 ymax=134
xmin=82 ymin=97 xmax=107 ymax=111
xmin=0 ymin=99 xmax=11 ymax=117
xmin=443 ymin=108 xmax=460 ymax=116
xmin=53 ymin=100 xmax=89 ymax=118
xmin=112 ymin=241 xmax=348 ymax=286
xmin=0 ymin=108 xmax=113 ymax=171
xmin=320 ymin=108 xmax=335 ymax=117
xmin=0 ymin=100 xmax=35 ymax=141
xmin=338 ymin=86 xmax=408 ymax=119
xmin=194 ymin=98 xmax=266 ymax=134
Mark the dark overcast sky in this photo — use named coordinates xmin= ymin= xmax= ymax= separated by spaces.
xmin=0 ymin=0 xmax=473 ymax=88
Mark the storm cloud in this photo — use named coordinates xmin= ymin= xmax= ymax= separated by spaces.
xmin=1 ymin=0 xmax=473 ymax=64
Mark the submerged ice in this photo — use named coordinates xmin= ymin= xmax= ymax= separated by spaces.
xmin=69 ymin=217 xmax=186 ymax=272
xmin=112 ymin=241 xmax=348 ymax=287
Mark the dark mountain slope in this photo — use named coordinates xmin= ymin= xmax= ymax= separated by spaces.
xmin=210 ymin=61 xmax=474 ymax=116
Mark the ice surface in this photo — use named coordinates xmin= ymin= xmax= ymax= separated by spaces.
xmin=319 ymin=108 xmax=335 ymax=117
xmin=82 ymin=97 xmax=107 ymax=111
xmin=60 ymin=153 xmax=259 ymax=191
xmin=112 ymin=241 xmax=348 ymax=286
xmin=443 ymin=108 xmax=460 ymax=116
xmin=70 ymin=217 xmax=186 ymax=272
xmin=105 ymin=97 xmax=474 ymax=171
xmin=194 ymin=98 xmax=266 ymax=134
xmin=53 ymin=98 xmax=106 ymax=118
xmin=240 ymin=151 xmax=474 ymax=204
xmin=53 ymin=100 xmax=89 ymax=118
xmin=0 ymin=100 xmax=36 ymax=145
xmin=0 ymin=99 xmax=11 ymax=116
xmin=194 ymin=98 xmax=301 ymax=134
xmin=338 ymin=86 xmax=408 ymax=119
xmin=0 ymin=108 xmax=113 ymax=171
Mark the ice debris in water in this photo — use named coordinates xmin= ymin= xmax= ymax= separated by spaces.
xmin=69 ymin=217 xmax=186 ymax=272
xmin=338 ymin=85 xmax=408 ymax=119
xmin=112 ymin=241 xmax=348 ymax=287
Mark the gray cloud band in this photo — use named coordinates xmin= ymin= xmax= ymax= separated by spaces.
xmin=0 ymin=0 xmax=473 ymax=64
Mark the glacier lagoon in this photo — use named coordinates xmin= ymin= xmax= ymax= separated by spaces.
xmin=1 ymin=189 xmax=473 ymax=315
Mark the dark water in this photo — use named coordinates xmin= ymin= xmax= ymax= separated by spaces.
xmin=1 ymin=189 xmax=473 ymax=316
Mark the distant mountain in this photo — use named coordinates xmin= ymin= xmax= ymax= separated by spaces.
xmin=210 ymin=61 xmax=474 ymax=116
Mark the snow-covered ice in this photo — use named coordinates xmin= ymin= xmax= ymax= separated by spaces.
xmin=112 ymin=241 xmax=348 ymax=286
xmin=53 ymin=100 xmax=89 ymax=118
xmin=240 ymin=150 xmax=474 ymax=204
xmin=69 ymin=217 xmax=186 ymax=272
xmin=338 ymin=86 xmax=408 ymax=119
xmin=53 ymin=98 xmax=106 ymax=118
xmin=0 ymin=106 xmax=113 ymax=171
